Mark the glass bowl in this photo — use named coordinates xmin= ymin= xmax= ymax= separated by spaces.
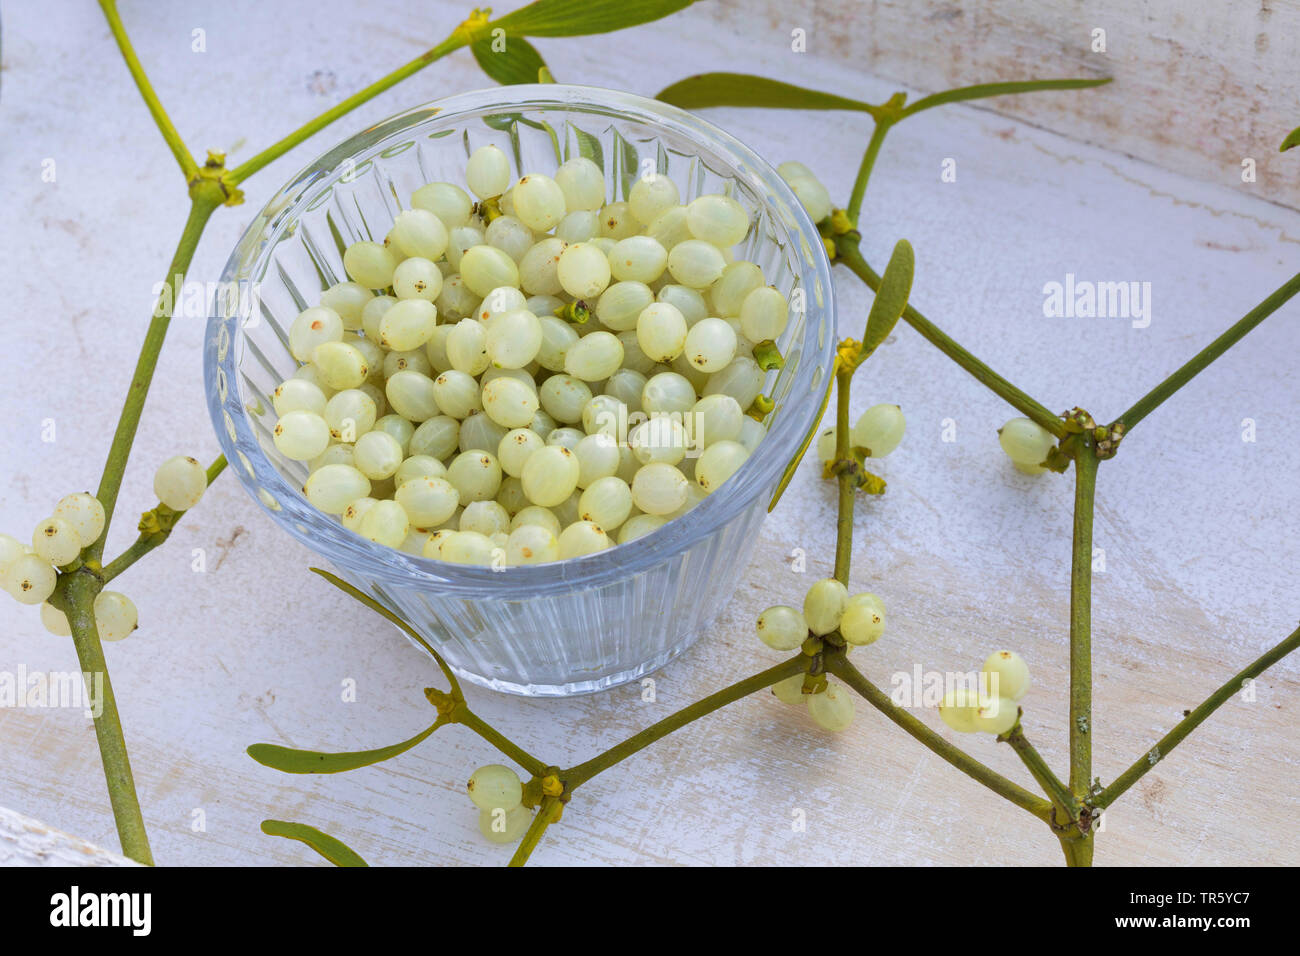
xmin=205 ymin=84 xmax=835 ymax=696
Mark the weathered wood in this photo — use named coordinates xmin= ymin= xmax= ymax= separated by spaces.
xmin=0 ymin=806 xmax=138 ymax=867
xmin=0 ymin=0 xmax=1296 ymax=867
xmin=707 ymin=0 xmax=1300 ymax=209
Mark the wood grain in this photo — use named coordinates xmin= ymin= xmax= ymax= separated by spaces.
xmin=0 ymin=807 xmax=137 ymax=867
xmin=0 ymin=0 xmax=1296 ymax=866
xmin=707 ymin=0 xmax=1300 ymax=210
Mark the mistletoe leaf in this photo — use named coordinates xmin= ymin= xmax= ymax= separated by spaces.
xmin=247 ymin=721 xmax=441 ymax=774
xmin=492 ymin=0 xmax=694 ymax=38
xmin=260 ymin=820 xmax=368 ymax=867
xmin=657 ymin=73 xmax=880 ymax=115
xmin=862 ymin=239 xmax=914 ymax=354
xmin=471 ymin=35 xmax=549 ymax=86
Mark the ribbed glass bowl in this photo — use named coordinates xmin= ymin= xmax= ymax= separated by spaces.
xmin=205 ymin=85 xmax=835 ymax=696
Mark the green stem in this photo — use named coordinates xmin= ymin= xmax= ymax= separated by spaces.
xmin=98 ymin=0 xmax=198 ymax=181
xmin=310 ymin=568 xmax=463 ymax=698
xmin=507 ymin=796 xmax=562 ymax=867
xmin=847 ymin=120 xmax=892 ymax=223
xmin=90 ymin=198 xmax=219 ymax=561
xmin=229 ymin=35 xmax=466 ymax=184
xmin=1093 ymin=622 xmax=1300 ymax=811
xmin=456 ymin=708 xmax=549 ymax=779
xmin=836 ymin=240 xmax=1065 ymax=437
xmin=899 ymin=77 xmax=1113 ymax=119
xmin=62 ymin=572 xmax=153 ymax=864
xmin=833 ymin=370 xmax=855 ymax=584
xmin=1068 ymin=444 xmax=1098 ymax=800
xmin=1004 ymin=724 xmax=1076 ymax=821
xmin=827 ymin=655 xmax=1051 ymax=820
xmin=101 ymin=456 xmax=228 ymax=583
xmin=564 ymin=656 xmax=806 ymax=789
xmin=1116 ymin=271 xmax=1300 ymax=431
xmin=1057 ymin=831 xmax=1094 ymax=866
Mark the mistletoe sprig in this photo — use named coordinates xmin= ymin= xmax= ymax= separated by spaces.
xmin=10 ymin=0 xmax=1297 ymax=868
xmin=0 ymin=0 xmax=698 ymax=866
xmin=246 ymin=61 xmax=1300 ymax=868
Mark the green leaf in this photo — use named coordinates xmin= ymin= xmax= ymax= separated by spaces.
xmin=657 ymin=73 xmax=880 ymax=115
xmin=261 ymin=820 xmax=368 ymax=867
xmin=483 ymin=112 xmax=563 ymax=166
xmin=492 ymin=0 xmax=695 ymax=37
xmin=568 ymin=125 xmax=604 ymax=167
xmin=614 ymin=130 xmax=639 ymax=198
xmin=1280 ymin=125 xmax=1300 ymax=152
xmin=247 ymin=721 xmax=442 ymax=774
xmin=901 ymin=77 xmax=1111 ymax=118
xmin=471 ymin=35 xmax=549 ymax=86
xmin=862 ymin=239 xmax=914 ymax=353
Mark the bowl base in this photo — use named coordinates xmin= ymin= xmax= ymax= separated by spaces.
xmin=447 ymin=638 xmax=696 ymax=697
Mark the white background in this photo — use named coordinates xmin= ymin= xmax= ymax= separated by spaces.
xmin=1 ymin=1 xmax=1297 ymax=865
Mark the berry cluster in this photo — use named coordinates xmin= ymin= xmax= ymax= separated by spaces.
xmin=466 ymin=764 xmax=533 ymax=844
xmin=938 ymin=650 xmax=1031 ymax=735
xmin=758 ymin=578 xmax=886 ymax=732
xmin=269 ymin=144 xmax=819 ymax=567
xmin=1 ymin=456 xmax=208 ymax=641
xmin=815 ymin=401 xmax=907 ymax=466
xmin=1 ymin=493 xmax=103 ymax=608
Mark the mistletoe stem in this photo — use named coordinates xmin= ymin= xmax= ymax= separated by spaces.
xmin=563 ymin=656 xmax=806 ymax=789
xmin=90 ymin=197 xmax=220 ymax=561
xmin=507 ymin=796 xmax=562 ymax=867
xmin=1093 ymin=622 xmax=1300 ymax=811
xmin=456 ymin=709 xmax=549 ymax=779
xmin=833 ymin=370 xmax=855 ymax=584
xmin=836 ymin=240 xmax=1065 ymax=437
xmin=62 ymin=571 xmax=153 ymax=864
xmin=847 ymin=120 xmax=892 ymax=223
xmin=827 ymin=656 xmax=1052 ymax=820
xmin=1057 ymin=831 xmax=1094 ymax=866
xmin=1068 ymin=444 xmax=1098 ymax=800
xmin=1116 ymin=271 xmax=1300 ymax=431
xmin=98 ymin=0 xmax=199 ymax=181
xmin=101 ymin=456 xmax=228 ymax=583
xmin=1004 ymin=724 xmax=1076 ymax=821
xmin=310 ymin=568 xmax=463 ymax=698
xmin=228 ymin=35 xmax=466 ymax=184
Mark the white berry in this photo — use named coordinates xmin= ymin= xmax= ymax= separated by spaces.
xmin=982 ymin=650 xmax=1031 ymax=701
xmin=154 ymin=455 xmax=207 ymax=510
xmin=756 ymin=605 xmax=808 ymax=650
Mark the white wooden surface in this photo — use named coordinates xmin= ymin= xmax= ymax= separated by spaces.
xmin=1 ymin=1 xmax=1297 ymax=866
xmin=709 ymin=0 xmax=1300 ymax=211
xmin=0 ymin=807 xmax=136 ymax=867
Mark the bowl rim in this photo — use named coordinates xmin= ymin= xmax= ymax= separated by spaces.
xmin=206 ymin=83 xmax=836 ymax=598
